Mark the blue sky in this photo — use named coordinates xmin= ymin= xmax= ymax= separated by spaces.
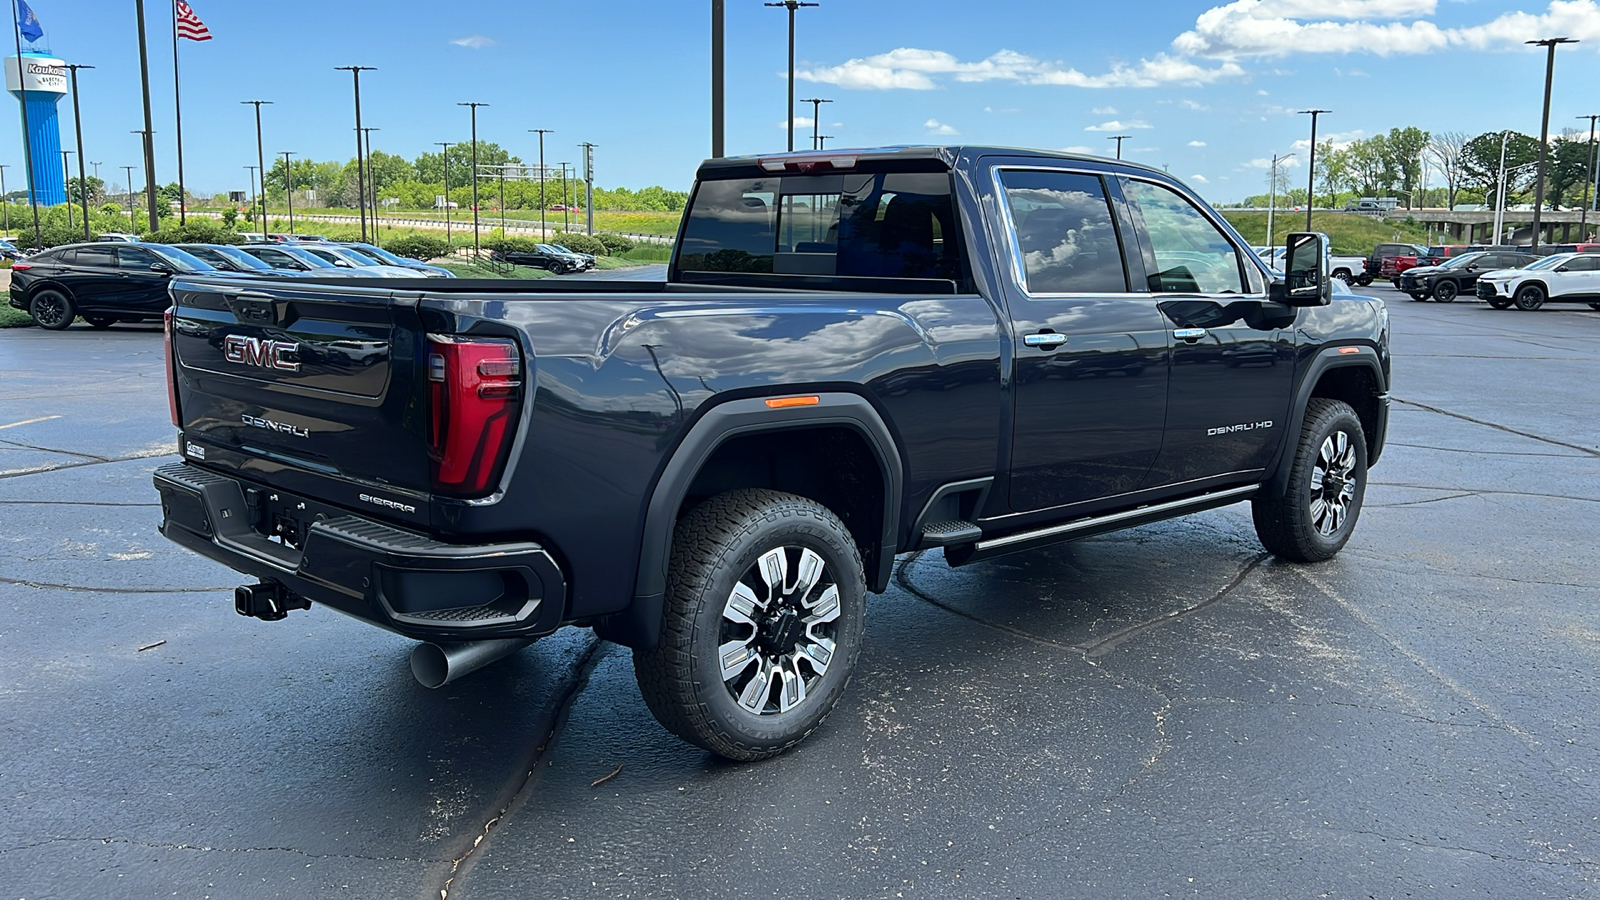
xmin=18 ymin=0 xmax=1600 ymax=202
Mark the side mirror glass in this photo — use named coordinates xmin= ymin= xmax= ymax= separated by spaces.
xmin=1273 ymin=232 xmax=1332 ymax=306
xmin=1556 ymin=265 xmax=1570 ymax=272
xmin=150 ymin=263 xmax=174 ymax=275
xmin=334 ymin=259 xmax=352 ymax=267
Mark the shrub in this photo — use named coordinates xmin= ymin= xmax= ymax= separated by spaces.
xmin=549 ymin=232 xmax=606 ymax=256
xmin=383 ymin=233 xmax=450 ymax=261
xmin=595 ymin=233 xmax=635 ymax=255
xmin=147 ymin=221 xmax=245 ymax=245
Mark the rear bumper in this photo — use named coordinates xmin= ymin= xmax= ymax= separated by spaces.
xmin=153 ymin=462 xmax=566 ymax=641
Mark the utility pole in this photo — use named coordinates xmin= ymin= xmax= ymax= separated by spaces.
xmin=121 ymin=164 xmax=137 ymax=230
xmin=60 ymin=150 xmax=72 ymax=229
xmin=134 ymin=0 xmax=160 ymax=231
xmin=0 ymin=165 xmax=8 ymax=236
xmin=711 ymin=0 xmax=724 ymax=158
xmin=581 ymin=142 xmax=596 ymax=236
xmin=1298 ymin=109 xmax=1330 ymax=231
xmin=1107 ymin=134 xmax=1131 ymax=159
xmin=558 ymin=162 xmax=570 ymax=232
xmin=529 ymin=128 xmax=553 ymax=238
xmin=129 ymin=130 xmax=153 ymax=230
xmin=1267 ymin=152 xmax=1293 ymax=247
xmin=458 ymin=102 xmax=487 ymax=254
xmin=435 ymin=141 xmax=452 ymax=245
xmin=1526 ymin=38 xmax=1576 ymax=252
xmin=244 ymin=164 xmax=256 ymax=231
xmin=282 ymin=151 xmax=295 ymax=233
xmin=242 ymin=100 xmax=272 ymax=233
xmin=802 ymin=97 xmax=831 ymax=149
xmin=1577 ymin=114 xmax=1598 ymax=236
xmin=335 ymin=66 xmax=376 ymax=242
xmin=64 ymin=64 xmax=94 ymax=240
xmin=764 ymin=1 xmax=819 ymax=152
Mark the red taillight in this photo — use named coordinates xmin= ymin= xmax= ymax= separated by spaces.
xmin=10 ymin=263 xmax=31 ymax=271
xmin=426 ymin=336 xmax=523 ymax=496
xmin=164 ymin=308 xmax=180 ymax=427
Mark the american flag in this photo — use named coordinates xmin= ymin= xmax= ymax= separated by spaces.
xmin=175 ymin=1 xmax=212 ymax=41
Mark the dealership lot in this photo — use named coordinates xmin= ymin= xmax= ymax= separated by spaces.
xmin=1 ymin=284 xmax=1597 ymax=899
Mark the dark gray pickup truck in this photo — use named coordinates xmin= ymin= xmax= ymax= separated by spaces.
xmin=155 ymin=146 xmax=1389 ymax=760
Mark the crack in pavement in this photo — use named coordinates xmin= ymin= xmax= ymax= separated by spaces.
xmin=0 ymin=449 xmax=175 ymax=479
xmin=0 ymin=576 xmax=230 ymax=594
xmin=0 ymin=436 xmax=108 ymax=461
xmin=1384 ymin=440 xmax=1584 ymax=459
xmin=0 ymin=835 xmax=438 ymax=863
xmin=1333 ymin=551 xmax=1600 ymax=591
xmin=1337 ymin=828 xmax=1599 ymax=870
xmin=1369 ymin=481 xmax=1600 ymax=504
xmin=1390 ymin=397 xmax=1600 ymax=458
xmin=433 ymin=636 xmax=606 ymax=900
xmin=1368 ymin=492 xmax=1480 ymax=508
xmin=1076 ymin=554 xmax=1270 ymax=659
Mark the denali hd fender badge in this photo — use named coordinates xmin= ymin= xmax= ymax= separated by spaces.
xmin=240 ymin=414 xmax=310 ymax=438
xmin=223 ymin=335 xmax=300 ymax=372
xmin=359 ymin=493 xmax=417 ymax=514
xmin=1208 ymin=421 xmax=1273 ymax=436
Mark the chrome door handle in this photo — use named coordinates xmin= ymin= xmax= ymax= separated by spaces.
xmin=1023 ymin=332 xmax=1067 ymax=349
xmin=1174 ymin=327 xmax=1207 ymax=342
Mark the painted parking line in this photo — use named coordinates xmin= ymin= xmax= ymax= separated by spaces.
xmin=0 ymin=415 xmax=62 ymax=430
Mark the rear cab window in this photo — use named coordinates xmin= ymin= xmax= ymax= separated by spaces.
xmin=996 ymin=169 xmax=1129 ymax=294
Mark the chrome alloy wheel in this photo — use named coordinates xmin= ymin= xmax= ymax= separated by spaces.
xmin=717 ymin=546 xmax=840 ymax=715
xmin=1309 ymin=430 xmax=1359 ymax=537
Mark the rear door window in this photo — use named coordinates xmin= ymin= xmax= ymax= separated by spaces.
xmin=74 ymin=246 xmax=117 ymax=268
xmin=997 ymin=169 xmax=1128 ymax=294
xmin=118 ymin=246 xmax=161 ymax=270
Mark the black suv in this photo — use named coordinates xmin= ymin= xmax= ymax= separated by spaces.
xmin=1397 ymin=250 xmax=1539 ymax=302
xmin=490 ymin=244 xmax=587 ymax=274
xmin=8 ymin=242 xmax=232 ymax=329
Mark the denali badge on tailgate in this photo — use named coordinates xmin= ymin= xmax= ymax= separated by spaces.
xmin=223 ymin=335 xmax=300 ymax=372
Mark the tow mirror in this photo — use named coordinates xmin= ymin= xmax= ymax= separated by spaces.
xmin=1271 ymin=232 xmax=1332 ymax=307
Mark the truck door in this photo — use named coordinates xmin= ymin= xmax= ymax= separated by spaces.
xmin=1120 ymin=177 xmax=1295 ymax=489
xmin=995 ymin=166 xmax=1171 ymax=513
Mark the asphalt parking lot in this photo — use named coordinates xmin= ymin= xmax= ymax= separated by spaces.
xmin=2 ymin=280 xmax=1597 ymax=899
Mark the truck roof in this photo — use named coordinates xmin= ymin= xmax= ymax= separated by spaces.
xmin=697 ymin=145 xmax=1171 ymax=180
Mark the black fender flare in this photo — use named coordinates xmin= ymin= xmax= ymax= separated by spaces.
xmin=1265 ymin=345 xmax=1388 ymax=498
xmin=598 ymin=392 xmax=904 ymax=650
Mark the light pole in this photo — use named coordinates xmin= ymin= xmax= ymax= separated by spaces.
xmin=1107 ymin=134 xmax=1131 ymax=159
xmin=458 ymin=102 xmax=488 ymax=254
xmin=529 ymin=129 xmax=553 ymax=238
xmin=242 ymin=100 xmax=272 ymax=233
xmin=1526 ymin=37 xmax=1576 ymax=252
xmin=1266 ymin=152 xmax=1293 ymax=247
xmin=129 ymin=130 xmax=152 ymax=230
xmin=335 ymin=66 xmax=376 ymax=242
xmin=764 ymin=1 xmax=819 ymax=152
xmin=580 ymin=141 xmax=596 ymax=235
xmin=1577 ymin=114 xmax=1598 ymax=236
xmin=64 ymin=64 xmax=94 ymax=240
xmin=244 ymin=164 xmax=256 ymax=231
xmin=435 ymin=141 xmax=452 ymax=245
xmin=133 ymin=0 xmax=160 ymax=231
xmin=60 ymin=150 xmax=73 ymax=230
xmin=1298 ymin=109 xmax=1330 ymax=231
xmin=801 ymin=97 xmax=831 ymax=149
xmin=559 ymin=162 xmax=570 ymax=232
xmin=711 ymin=0 xmax=724 ymax=157
xmin=0 ymin=164 xmax=8 ymax=236
xmin=281 ymin=150 xmax=295 ymax=234
xmin=121 ymin=164 xmax=137 ymax=230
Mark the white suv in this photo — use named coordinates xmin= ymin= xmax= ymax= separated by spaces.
xmin=1476 ymin=252 xmax=1600 ymax=310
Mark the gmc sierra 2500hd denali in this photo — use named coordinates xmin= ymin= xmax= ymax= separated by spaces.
xmin=155 ymin=146 xmax=1390 ymax=760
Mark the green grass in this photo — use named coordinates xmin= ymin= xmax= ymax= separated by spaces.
xmin=434 ymin=259 xmax=554 ymax=279
xmin=232 ymin=207 xmax=685 ymax=237
xmin=1222 ymin=211 xmax=1435 ymax=255
xmin=0 ymin=305 xmax=32 ymax=328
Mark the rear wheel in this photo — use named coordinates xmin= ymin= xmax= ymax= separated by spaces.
xmin=1253 ymin=398 xmax=1367 ymax=563
xmin=1514 ymin=284 xmax=1546 ymax=311
xmin=1432 ymin=280 xmax=1458 ymax=303
xmin=28 ymin=290 xmax=73 ymax=330
xmin=1356 ymin=274 xmax=1373 ymax=286
xmin=634 ymin=489 xmax=866 ymax=761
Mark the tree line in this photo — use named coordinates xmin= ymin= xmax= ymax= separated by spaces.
xmin=1240 ymin=127 xmax=1598 ymax=211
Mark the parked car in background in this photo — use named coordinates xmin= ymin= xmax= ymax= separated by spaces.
xmin=1367 ymin=242 xmax=1426 ymax=287
xmin=1476 ymin=252 xmax=1600 ymax=310
xmin=172 ymin=243 xmax=311 ymax=277
xmin=285 ymin=234 xmax=330 ymax=243
xmin=336 ymin=242 xmax=455 ymax=278
xmin=1255 ymin=245 xmax=1365 ymax=283
xmin=1398 ymin=250 xmax=1539 ymax=302
xmin=546 ymin=243 xmax=596 ymax=270
xmin=96 ymin=233 xmax=141 ymax=243
xmin=294 ymin=244 xmax=422 ymax=278
xmin=1414 ymin=245 xmax=1477 ymax=267
xmin=0 ymin=239 xmax=23 ymax=260
xmin=8 ymin=242 xmax=238 ymax=329
xmin=490 ymin=244 xmax=585 ymax=274
xmin=239 ymin=243 xmax=385 ymax=277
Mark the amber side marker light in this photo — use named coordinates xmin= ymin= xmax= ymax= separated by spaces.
xmin=1338 ymin=347 xmax=1361 ymax=354
xmin=765 ymin=395 xmax=820 ymax=409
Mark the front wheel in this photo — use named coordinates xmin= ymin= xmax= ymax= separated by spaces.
xmin=28 ymin=290 xmax=74 ymax=330
xmin=1514 ymin=284 xmax=1546 ymax=311
xmin=1253 ymin=398 xmax=1367 ymax=563
xmin=1356 ymin=274 xmax=1373 ymax=286
xmin=634 ymin=489 xmax=866 ymax=761
xmin=1432 ymin=280 xmax=1458 ymax=303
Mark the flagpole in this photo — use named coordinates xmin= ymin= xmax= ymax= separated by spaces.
xmin=170 ymin=0 xmax=184 ymax=223
xmin=134 ymin=0 xmax=159 ymax=232
xmin=11 ymin=0 xmax=40 ymax=243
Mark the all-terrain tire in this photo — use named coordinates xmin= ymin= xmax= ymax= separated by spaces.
xmin=633 ymin=489 xmax=866 ymax=761
xmin=1252 ymin=398 xmax=1367 ymax=563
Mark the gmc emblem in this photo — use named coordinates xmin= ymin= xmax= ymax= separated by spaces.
xmin=223 ymin=335 xmax=300 ymax=372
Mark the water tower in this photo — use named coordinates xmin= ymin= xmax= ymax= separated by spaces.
xmin=5 ymin=51 xmax=68 ymax=205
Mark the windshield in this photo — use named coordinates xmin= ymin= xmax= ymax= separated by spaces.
xmin=209 ymin=246 xmax=276 ymax=270
xmin=324 ymin=247 xmax=380 ymax=266
xmin=1524 ymin=254 xmax=1572 ymax=271
xmin=273 ymin=246 xmax=338 ymax=268
xmin=347 ymin=243 xmax=415 ymax=266
xmin=1440 ymin=252 xmax=1487 ymax=269
xmin=149 ymin=245 xmax=218 ymax=273
xmin=536 ymin=244 xmax=562 ymax=254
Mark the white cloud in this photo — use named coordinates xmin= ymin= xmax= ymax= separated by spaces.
xmin=1189 ymin=140 xmax=1208 ymax=146
xmin=449 ymin=35 xmax=495 ymax=49
xmin=778 ymin=116 xmax=816 ymax=130
xmin=925 ymin=118 xmax=960 ymax=135
xmin=1092 ymin=106 xmax=1118 ymax=115
xmin=1086 ymin=120 xmax=1153 ymax=132
xmin=1181 ymin=99 xmax=1211 ymax=111
xmin=1191 ymin=174 xmax=1210 ymax=183
xmin=1292 ymin=128 xmax=1365 ymax=151
xmin=1059 ymin=145 xmax=1098 ymax=154
xmin=797 ymin=47 xmax=1243 ymax=90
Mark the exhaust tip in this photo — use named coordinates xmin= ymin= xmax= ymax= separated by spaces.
xmin=410 ymin=642 xmax=452 ymax=689
xmin=410 ymin=638 xmax=535 ymax=689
